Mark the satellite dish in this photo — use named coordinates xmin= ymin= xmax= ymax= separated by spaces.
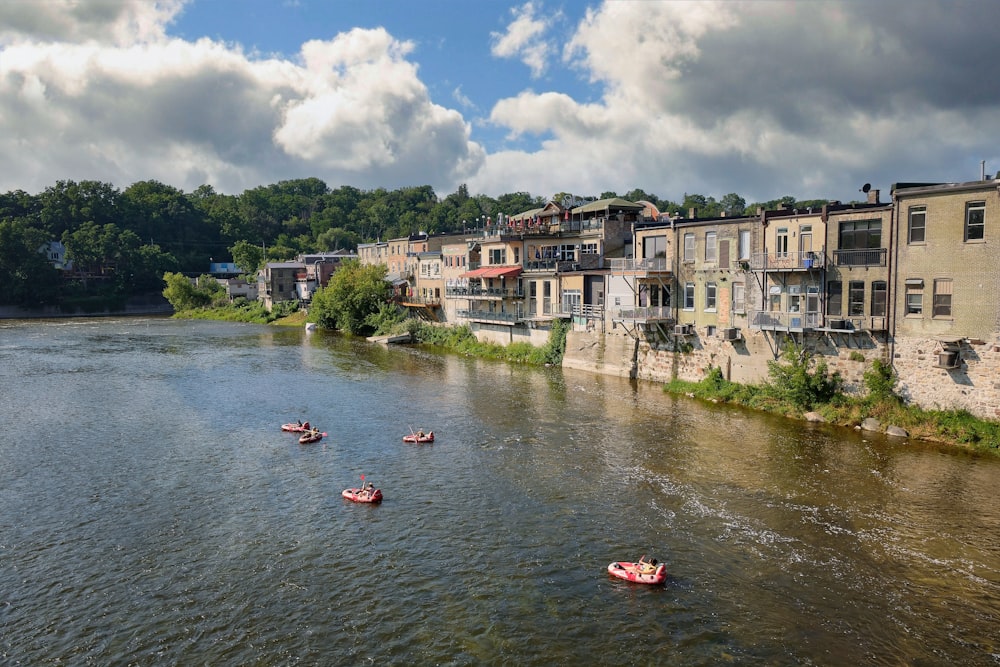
xmin=861 ymin=183 xmax=871 ymax=193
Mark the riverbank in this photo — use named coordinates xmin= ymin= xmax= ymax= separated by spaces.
xmin=0 ymin=295 xmax=173 ymax=319
xmin=168 ymin=307 xmax=1000 ymax=455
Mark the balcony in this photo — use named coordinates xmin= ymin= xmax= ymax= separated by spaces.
xmin=608 ymin=306 xmax=673 ymax=324
xmin=833 ymin=248 xmax=887 ymax=267
xmin=608 ymin=257 xmax=672 ymax=274
xmin=750 ymin=310 xmax=820 ymax=331
xmin=822 ymin=316 xmax=888 ymax=332
xmin=396 ymin=295 xmax=441 ymax=308
xmin=445 ymin=286 xmax=523 ymax=299
xmin=749 ymin=250 xmax=825 ymax=272
xmin=456 ymin=308 xmax=522 ymax=325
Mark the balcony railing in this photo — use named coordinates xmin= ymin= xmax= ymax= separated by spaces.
xmin=396 ymin=296 xmax=441 ymax=307
xmin=608 ymin=257 xmax=672 ymax=273
xmin=445 ymin=286 xmax=523 ymax=299
xmin=750 ymin=310 xmax=821 ymax=330
xmin=568 ymin=303 xmax=604 ymax=320
xmin=456 ymin=308 xmax=522 ymax=324
xmin=833 ymin=248 xmax=887 ymax=267
xmin=749 ymin=250 xmax=825 ymax=271
xmin=608 ymin=306 xmax=673 ymax=322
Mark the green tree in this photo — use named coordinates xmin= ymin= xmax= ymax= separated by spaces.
xmin=719 ymin=193 xmax=747 ymax=217
xmin=310 ymin=260 xmax=390 ymax=335
xmin=161 ymin=272 xmax=223 ymax=311
xmin=766 ymin=342 xmax=842 ymax=411
xmin=229 ymin=240 xmax=264 ymax=276
xmin=0 ymin=219 xmax=61 ymax=306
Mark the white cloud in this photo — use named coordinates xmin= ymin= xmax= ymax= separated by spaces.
xmin=0 ymin=3 xmax=484 ymax=195
xmin=472 ymin=0 xmax=1000 ymax=203
xmin=491 ymin=2 xmax=554 ymax=79
xmin=0 ymin=0 xmax=185 ymax=46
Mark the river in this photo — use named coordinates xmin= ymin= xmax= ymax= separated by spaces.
xmin=1 ymin=318 xmax=998 ymax=666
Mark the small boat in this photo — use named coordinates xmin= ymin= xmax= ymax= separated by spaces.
xmin=281 ymin=423 xmax=308 ymax=433
xmin=402 ymin=431 xmax=434 ymax=443
xmin=298 ymin=430 xmax=324 ymax=444
xmin=342 ymin=487 xmax=382 ymax=503
xmin=607 ymin=560 xmax=667 ymax=585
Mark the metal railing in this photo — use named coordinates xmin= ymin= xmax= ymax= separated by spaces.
xmin=749 ymin=250 xmax=825 ymax=271
xmin=608 ymin=306 xmax=672 ymax=321
xmin=750 ymin=310 xmax=821 ymax=330
xmin=456 ymin=308 xmax=521 ymax=324
xmin=608 ymin=257 xmax=672 ymax=272
xmin=833 ymin=248 xmax=887 ymax=267
xmin=445 ymin=286 xmax=523 ymax=299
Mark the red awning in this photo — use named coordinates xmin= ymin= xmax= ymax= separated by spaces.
xmin=461 ymin=266 xmax=523 ymax=279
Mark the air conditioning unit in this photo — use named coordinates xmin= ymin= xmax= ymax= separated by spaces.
xmin=673 ymin=324 xmax=691 ymax=335
xmin=937 ymin=350 xmax=960 ymax=369
xmin=722 ymin=327 xmax=741 ymax=341
xmin=828 ymin=319 xmax=849 ymax=330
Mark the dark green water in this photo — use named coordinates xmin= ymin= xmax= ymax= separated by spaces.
xmin=1 ymin=318 xmax=998 ymax=665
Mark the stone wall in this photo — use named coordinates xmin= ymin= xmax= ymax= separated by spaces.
xmin=473 ymin=322 xmax=550 ymax=347
xmin=562 ymin=329 xmax=635 ymax=378
xmin=892 ymin=336 xmax=1000 ymax=421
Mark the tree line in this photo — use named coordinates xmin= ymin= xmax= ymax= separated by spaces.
xmin=0 ymin=176 xmax=831 ymax=308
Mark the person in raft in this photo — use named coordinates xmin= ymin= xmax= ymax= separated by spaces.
xmin=417 ymin=430 xmax=425 ymax=438
xmin=302 ymin=421 xmax=310 ymax=430
xmin=638 ymin=556 xmax=658 ymax=574
xmin=362 ymin=481 xmax=375 ymax=497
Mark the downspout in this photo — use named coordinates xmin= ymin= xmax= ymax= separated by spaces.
xmin=889 ymin=189 xmax=899 ymax=366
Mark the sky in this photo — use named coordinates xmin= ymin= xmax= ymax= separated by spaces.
xmin=1 ymin=0 xmax=999 ymax=206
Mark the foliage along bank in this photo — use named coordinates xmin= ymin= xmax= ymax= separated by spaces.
xmin=666 ymin=345 xmax=1000 ymax=455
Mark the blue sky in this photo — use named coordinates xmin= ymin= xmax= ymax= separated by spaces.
xmin=168 ymin=0 xmax=589 ymax=153
xmin=1 ymin=0 xmax=999 ymax=206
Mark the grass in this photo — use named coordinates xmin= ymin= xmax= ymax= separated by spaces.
xmin=664 ymin=369 xmax=1000 ymax=455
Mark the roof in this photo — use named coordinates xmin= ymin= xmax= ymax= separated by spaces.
xmin=461 ymin=266 xmax=523 ymax=279
xmin=571 ymin=197 xmax=644 ymax=215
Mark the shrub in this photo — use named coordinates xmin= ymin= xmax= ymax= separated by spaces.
xmin=765 ymin=342 xmax=842 ymax=411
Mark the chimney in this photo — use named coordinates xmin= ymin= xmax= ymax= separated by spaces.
xmin=867 ymin=189 xmax=880 ymax=204
xmin=688 ymin=207 xmax=698 ymax=218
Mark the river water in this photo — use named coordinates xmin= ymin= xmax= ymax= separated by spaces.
xmin=1 ymin=318 xmax=998 ymax=666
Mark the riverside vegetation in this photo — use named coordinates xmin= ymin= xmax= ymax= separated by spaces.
xmin=162 ymin=264 xmax=1000 ymax=456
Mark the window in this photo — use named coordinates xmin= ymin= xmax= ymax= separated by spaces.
xmin=559 ymin=244 xmax=576 ymax=261
xmin=905 ymin=284 xmax=923 ymax=315
xmin=732 ymin=282 xmax=745 ymax=313
xmin=871 ymin=280 xmax=887 ymax=317
xmin=933 ymin=279 xmax=952 ymax=317
xmin=776 ymin=228 xmax=789 ymax=257
xmin=562 ymin=289 xmax=581 ymax=314
xmin=684 ymin=282 xmax=695 ymax=309
xmin=839 ymin=219 xmax=882 ymax=249
xmin=489 ymin=248 xmax=506 ymax=264
xmin=965 ymin=201 xmax=985 ymax=241
xmin=908 ymin=206 xmax=926 ymax=243
xmin=705 ymin=232 xmax=717 ymax=263
xmin=827 ymin=281 xmax=842 ymax=316
xmin=581 ymin=242 xmax=598 ymax=255
xmin=683 ymin=233 xmax=695 ymax=262
xmin=705 ymin=282 xmax=717 ymax=311
xmin=848 ymin=281 xmax=865 ymax=316
xmin=643 ymin=236 xmax=666 ymax=258
xmin=738 ymin=229 xmax=751 ymax=260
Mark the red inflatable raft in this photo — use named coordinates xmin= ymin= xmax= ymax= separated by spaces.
xmin=342 ymin=487 xmax=383 ymax=503
xmin=607 ymin=560 xmax=667 ymax=585
xmin=402 ymin=431 xmax=434 ymax=443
